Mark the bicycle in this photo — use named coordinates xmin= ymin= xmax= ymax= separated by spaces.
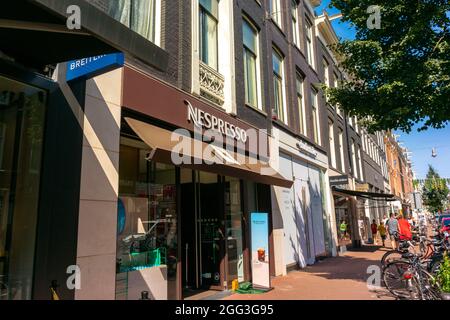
xmin=383 ymin=252 xmax=441 ymax=300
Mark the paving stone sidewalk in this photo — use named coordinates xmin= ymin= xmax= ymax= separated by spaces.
xmin=224 ymin=245 xmax=396 ymax=300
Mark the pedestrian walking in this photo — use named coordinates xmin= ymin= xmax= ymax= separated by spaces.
xmin=339 ymin=220 xmax=348 ymax=241
xmin=378 ymin=222 xmax=387 ymax=247
xmin=371 ymin=219 xmax=378 ymax=245
xmin=398 ymin=214 xmax=412 ymax=241
xmin=385 ymin=213 xmax=399 ymax=250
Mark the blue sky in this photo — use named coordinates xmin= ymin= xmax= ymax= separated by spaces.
xmin=316 ymin=1 xmax=450 ymax=179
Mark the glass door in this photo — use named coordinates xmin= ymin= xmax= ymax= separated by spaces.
xmin=197 ymin=171 xmax=224 ymax=289
xmin=224 ymin=177 xmax=244 ymax=286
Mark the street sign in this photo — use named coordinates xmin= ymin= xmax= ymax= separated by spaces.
xmin=66 ymin=53 xmax=124 ymax=82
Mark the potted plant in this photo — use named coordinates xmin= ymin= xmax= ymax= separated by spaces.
xmin=436 ymin=254 xmax=450 ymax=300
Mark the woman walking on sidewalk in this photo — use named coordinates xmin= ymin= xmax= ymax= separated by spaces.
xmin=371 ymin=220 xmax=378 ymax=245
xmin=378 ymin=222 xmax=387 ymax=247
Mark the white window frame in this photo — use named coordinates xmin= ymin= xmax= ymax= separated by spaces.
xmin=272 ymin=47 xmax=288 ymax=124
xmin=311 ymin=87 xmax=321 ymax=145
xmin=270 ymin=0 xmax=282 ymax=28
xmin=351 ymin=139 xmax=358 ymax=179
xmin=296 ymin=72 xmax=306 ymax=135
xmin=291 ymin=0 xmax=300 ymax=48
xmin=339 ymin=129 xmax=345 ymax=173
xmin=242 ymin=16 xmax=262 ymax=110
xmin=358 ymin=146 xmax=364 ymax=181
xmin=329 ymin=120 xmax=337 ymax=169
xmin=305 ymin=17 xmax=315 ymax=68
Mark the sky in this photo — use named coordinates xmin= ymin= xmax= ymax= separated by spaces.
xmin=316 ymin=1 xmax=450 ymax=180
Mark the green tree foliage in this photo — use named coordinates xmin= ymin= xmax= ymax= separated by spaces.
xmin=328 ymin=0 xmax=450 ymax=133
xmin=422 ymin=165 xmax=449 ymax=213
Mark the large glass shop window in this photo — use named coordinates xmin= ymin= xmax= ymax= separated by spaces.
xmin=116 ymin=139 xmax=177 ymax=300
xmin=0 ymin=76 xmax=46 ymax=300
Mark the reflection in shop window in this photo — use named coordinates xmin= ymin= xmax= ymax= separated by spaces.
xmin=0 ymin=76 xmax=46 ymax=300
xmin=116 ymin=141 xmax=178 ymax=300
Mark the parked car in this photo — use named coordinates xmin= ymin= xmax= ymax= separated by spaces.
xmin=441 ymin=217 xmax=450 ymax=233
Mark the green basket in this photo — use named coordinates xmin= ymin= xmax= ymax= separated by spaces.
xmin=119 ymin=247 xmax=166 ymax=273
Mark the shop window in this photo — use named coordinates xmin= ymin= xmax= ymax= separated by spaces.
xmin=0 ymin=76 xmax=46 ymax=300
xmin=225 ymin=177 xmax=244 ymax=284
xmin=116 ymin=140 xmax=178 ymax=300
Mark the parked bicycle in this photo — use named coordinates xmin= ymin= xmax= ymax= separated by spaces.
xmin=383 ymin=252 xmax=441 ymax=300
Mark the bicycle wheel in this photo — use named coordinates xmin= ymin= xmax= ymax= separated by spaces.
xmin=381 ymin=250 xmax=404 ymax=269
xmin=418 ymin=269 xmax=441 ymax=300
xmin=429 ymin=255 xmax=443 ymax=275
xmin=383 ymin=260 xmax=420 ymax=300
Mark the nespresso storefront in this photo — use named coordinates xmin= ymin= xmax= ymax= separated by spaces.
xmin=116 ymin=67 xmax=292 ymax=300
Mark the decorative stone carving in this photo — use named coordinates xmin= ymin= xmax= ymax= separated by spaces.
xmin=199 ymin=62 xmax=225 ymax=106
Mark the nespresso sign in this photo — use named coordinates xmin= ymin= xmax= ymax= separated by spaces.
xmin=186 ymin=100 xmax=248 ymax=144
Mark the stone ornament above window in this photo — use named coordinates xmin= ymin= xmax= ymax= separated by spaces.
xmin=199 ymin=62 xmax=225 ymax=106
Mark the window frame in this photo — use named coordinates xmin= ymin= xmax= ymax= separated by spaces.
xmin=242 ymin=16 xmax=262 ymax=110
xmin=310 ymin=86 xmax=320 ymax=145
xmin=328 ymin=120 xmax=337 ymax=169
xmin=305 ymin=17 xmax=315 ymax=68
xmin=272 ymin=48 xmax=287 ymax=124
xmin=296 ymin=71 xmax=306 ymax=135
xmin=270 ymin=0 xmax=283 ymax=28
xmin=291 ymin=0 xmax=300 ymax=48
xmin=199 ymin=0 xmax=219 ymax=70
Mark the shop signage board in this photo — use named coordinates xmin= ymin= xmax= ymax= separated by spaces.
xmin=355 ymin=183 xmax=370 ymax=192
xmin=66 ymin=53 xmax=125 ymax=82
xmin=329 ymin=175 xmax=350 ymax=189
xmin=250 ymin=212 xmax=270 ymax=289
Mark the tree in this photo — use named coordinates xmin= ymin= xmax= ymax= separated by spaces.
xmin=422 ymin=165 xmax=449 ymax=213
xmin=327 ymin=0 xmax=450 ymax=133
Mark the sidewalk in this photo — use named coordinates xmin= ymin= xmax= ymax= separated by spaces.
xmin=225 ymin=245 xmax=395 ymax=300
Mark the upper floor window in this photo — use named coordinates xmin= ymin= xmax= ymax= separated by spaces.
xmin=199 ymin=0 xmax=219 ymax=70
xmin=107 ymin=0 xmax=160 ymax=44
xmin=243 ymin=18 xmax=261 ymax=109
xmin=305 ymin=18 xmax=315 ymax=68
xmin=272 ymin=49 xmax=286 ymax=123
xmin=338 ymin=129 xmax=346 ymax=173
xmin=329 ymin=120 xmax=337 ymax=169
xmin=351 ymin=139 xmax=358 ymax=179
xmin=311 ymin=87 xmax=320 ymax=145
xmin=333 ymin=72 xmax=343 ymax=116
xmin=357 ymin=146 xmax=364 ymax=180
xmin=270 ymin=0 xmax=282 ymax=27
xmin=291 ymin=1 xmax=300 ymax=48
xmin=323 ymin=58 xmax=330 ymax=102
xmin=296 ymin=72 xmax=306 ymax=135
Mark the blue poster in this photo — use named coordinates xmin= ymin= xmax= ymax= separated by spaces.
xmin=251 ymin=212 xmax=270 ymax=289
xmin=66 ymin=53 xmax=124 ymax=82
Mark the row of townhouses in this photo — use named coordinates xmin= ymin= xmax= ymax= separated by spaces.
xmin=0 ymin=0 xmax=415 ymax=300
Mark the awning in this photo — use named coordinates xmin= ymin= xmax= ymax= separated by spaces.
xmin=332 ymin=187 xmax=397 ymax=201
xmin=125 ymin=118 xmax=293 ymax=189
xmin=1 ymin=0 xmax=168 ymax=70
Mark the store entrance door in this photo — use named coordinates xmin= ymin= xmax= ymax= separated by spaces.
xmin=181 ymin=171 xmax=225 ymax=294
